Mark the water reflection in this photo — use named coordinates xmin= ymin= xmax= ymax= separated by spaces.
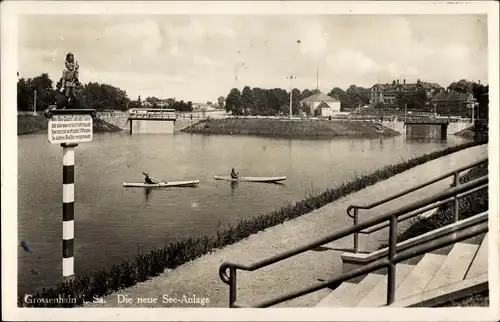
xmin=406 ymin=137 xmax=447 ymax=144
xmin=144 ymin=187 xmax=153 ymax=202
xmin=230 ymin=181 xmax=239 ymax=194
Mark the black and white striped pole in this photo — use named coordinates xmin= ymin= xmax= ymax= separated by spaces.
xmin=45 ymin=107 xmax=96 ymax=282
xmin=62 ymin=142 xmax=77 ymax=280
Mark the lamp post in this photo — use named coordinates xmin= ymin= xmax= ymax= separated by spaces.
xmin=471 ymin=101 xmax=478 ymax=123
xmin=287 ymin=75 xmax=296 ymax=119
xmin=34 ymin=89 xmax=37 ymax=116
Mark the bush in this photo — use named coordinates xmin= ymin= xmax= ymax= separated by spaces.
xmin=18 ymin=140 xmax=487 ymax=307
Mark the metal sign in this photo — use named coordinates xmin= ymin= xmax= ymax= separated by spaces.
xmin=48 ymin=114 xmax=93 ymax=144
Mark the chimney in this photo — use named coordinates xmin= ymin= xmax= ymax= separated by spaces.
xmin=403 ymin=79 xmax=406 ymax=84
xmin=478 ymin=80 xmax=481 ymax=85
xmin=397 ymin=79 xmax=400 ymax=85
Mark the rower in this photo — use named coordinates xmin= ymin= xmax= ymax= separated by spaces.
xmin=143 ymin=172 xmax=157 ymax=184
xmin=230 ymin=168 xmax=239 ymax=179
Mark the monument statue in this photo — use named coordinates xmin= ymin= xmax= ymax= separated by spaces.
xmin=55 ymin=52 xmax=81 ymax=109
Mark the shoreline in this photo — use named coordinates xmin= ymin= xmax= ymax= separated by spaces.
xmin=17 ymin=115 xmax=123 ymax=135
xmin=182 ymin=118 xmax=401 ymax=139
xmin=18 ymin=140 xmax=487 ymax=307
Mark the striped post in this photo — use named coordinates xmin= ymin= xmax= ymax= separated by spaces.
xmin=62 ymin=142 xmax=77 ymax=281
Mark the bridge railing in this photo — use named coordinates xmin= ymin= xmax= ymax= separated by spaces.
xmin=219 ymin=171 xmax=488 ymax=307
xmin=347 ymin=158 xmax=487 ymax=253
xmin=128 ymin=112 xmax=177 ymax=119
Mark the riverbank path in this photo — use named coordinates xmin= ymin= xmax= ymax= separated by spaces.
xmin=85 ymin=144 xmax=488 ymax=308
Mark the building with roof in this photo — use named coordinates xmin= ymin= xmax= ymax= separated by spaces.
xmin=370 ymin=79 xmax=443 ymax=106
xmin=430 ymin=90 xmax=477 ymax=117
xmin=299 ymin=92 xmax=341 ymax=116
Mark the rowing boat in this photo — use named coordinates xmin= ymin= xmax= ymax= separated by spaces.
xmin=123 ymin=180 xmax=200 ymax=187
xmin=214 ymin=176 xmax=286 ymax=183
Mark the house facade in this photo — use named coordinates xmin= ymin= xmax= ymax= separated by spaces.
xmin=299 ymin=92 xmax=341 ymax=116
xmin=370 ymin=79 xmax=443 ymax=106
xmin=430 ymin=90 xmax=477 ymax=117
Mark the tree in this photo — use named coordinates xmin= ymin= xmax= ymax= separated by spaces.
xmin=264 ymin=88 xmax=288 ymax=115
xmin=413 ymin=88 xmax=427 ymax=110
xmin=252 ymin=87 xmax=268 ymax=115
xmin=345 ymin=85 xmax=370 ymax=107
xmin=328 ymin=87 xmax=355 ymax=110
xmin=300 ymin=89 xmax=312 ymax=100
xmin=291 ymin=88 xmax=301 ymax=115
xmin=225 ymin=88 xmax=242 ymax=115
xmin=471 ymin=82 xmax=488 ymax=102
xmin=448 ymin=79 xmax=472 ymax=93
xmin=17 ymin=78 xmax=33 ymax=111
xmin=240 ymin=86 xmax=256 ymax=115
xmin=217 ymin=96 xmax=225 ymax=110
xmin=395 ymin=92 xmax=407 ymax=109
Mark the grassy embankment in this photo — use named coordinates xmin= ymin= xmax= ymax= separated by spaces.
xmin=454 ymin=127 xmax=475 ymax=139
xmin=379 ymin=159 xmax=489 ymax=306
xmin=182 ymin=118 xmax=400 ymax=138
xmin=18 ymin=140 xmax=487 ymax=307
xmin=17 ymin=115 xmax=122 ymax=135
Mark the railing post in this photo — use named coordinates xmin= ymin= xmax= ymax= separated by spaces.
xmin=387 ymin=215 xmax=397 ymax=305
xmin=229 ymin=267 xmax=237 ymax=307
xmin=453 ymin=172 xmax=460 ymax=222
xmin=353 ymin=208 xmax=359 ymax=253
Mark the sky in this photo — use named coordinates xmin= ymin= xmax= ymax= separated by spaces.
xmin=18 ymin=14 xmax=488 ymax=103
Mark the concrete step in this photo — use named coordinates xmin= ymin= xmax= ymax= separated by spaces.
xmin=424 ymin=242 xmax=479 ymax=292
xmin=356 ymin=264 xmax=414 ymax=307
xmin=315 ymin=273 xmax=384 ymax=307
xmin=395 ymin=253 xmax=447 ymax=301
xmin=465 ymin=233 xmax=489 ymax=279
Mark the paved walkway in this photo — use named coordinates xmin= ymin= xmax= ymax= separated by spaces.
xmin=84 ymin=145 xmax=488 ymax=308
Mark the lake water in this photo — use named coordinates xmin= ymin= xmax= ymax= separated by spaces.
xmin=17 ymin=132 xmax=471 ymax=294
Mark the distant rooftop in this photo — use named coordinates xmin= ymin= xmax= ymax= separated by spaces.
xmin=299 ymin=92 xmax=339 ymax=104
xmin=431 ymin=90 xmax=475 ymax=102
xmin=372 ymin=80 xmax=442 ymax=91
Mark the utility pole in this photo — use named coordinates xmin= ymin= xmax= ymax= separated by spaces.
xmin=471 ymin=102 xmax=474 ymax=123
xmin=287 ymin=75 xmax=296 ymax=119
xmin=34 ymin=90 xmax=37 ymax=116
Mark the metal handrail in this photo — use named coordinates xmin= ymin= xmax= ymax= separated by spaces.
xmin=361 ymin=183 xmax=488 ymax=235
xmin=219 ymin=175 xmax=488 ymax=307
xmin=347 ymin=157 xmax=487 ymax=252
xmin=235 ymin=218 xmax=488 ymax=308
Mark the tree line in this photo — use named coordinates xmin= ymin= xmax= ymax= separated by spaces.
xmin=223 ymin=85 xmax=380 ymax=116
xmin=18 ymin=73 xmax=488 ymax=117
xmin=17 ymin=73 xmax=196 ymax=112
xmin=223 ymin=80 xmax=488 ymax=116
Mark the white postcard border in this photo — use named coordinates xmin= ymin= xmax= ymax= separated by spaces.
xmin=2 ymin=1 xmax=499 ymax=321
